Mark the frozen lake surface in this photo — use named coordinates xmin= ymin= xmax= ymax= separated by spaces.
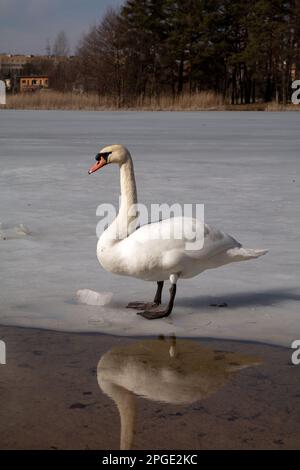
xmin=0 ymin=110 xmax=299 ymax=346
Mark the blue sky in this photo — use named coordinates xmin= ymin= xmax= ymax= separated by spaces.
xmin=0 ymin=0 xmax=123 ymax=55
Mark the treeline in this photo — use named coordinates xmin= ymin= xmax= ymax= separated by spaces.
xmin=20 ymin=0 xmax=300 ymax=104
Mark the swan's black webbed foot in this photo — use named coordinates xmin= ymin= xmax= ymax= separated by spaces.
xmin=127 ymin=301 xmax=158 ymax=310
xmin=137 ymin=309 xmax=170 ymax=320
xmin=137 ymin=284 xmax=177 ymax=321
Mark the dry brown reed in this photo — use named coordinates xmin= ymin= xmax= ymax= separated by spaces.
xmin=5 ymin=90 xmax=224 ymax=111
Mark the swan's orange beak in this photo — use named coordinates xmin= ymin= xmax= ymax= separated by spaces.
xmin=88 ymin=156 xmax=107 ymax=174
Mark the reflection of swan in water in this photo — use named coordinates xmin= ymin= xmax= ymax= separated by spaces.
xmin=97 ymin=337 xmax=261 ymax=450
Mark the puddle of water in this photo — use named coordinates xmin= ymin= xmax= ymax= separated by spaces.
xmin=98 ymin=338 xmax=261 ymax=449
xmin=0 ymin=326 xmax=299 ymax=450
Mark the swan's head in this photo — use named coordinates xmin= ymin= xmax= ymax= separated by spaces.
xmin=88 ymin=144 xmax=130 ymax=174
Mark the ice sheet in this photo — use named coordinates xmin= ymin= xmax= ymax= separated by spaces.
xmin=0 ymin=110 xmax=299 ymax=346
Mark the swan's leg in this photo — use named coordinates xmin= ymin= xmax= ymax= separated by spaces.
xmin=137 ymin=284 xmax=176 ymax=320
xmin=153 ymin=281 xmax=164 ymax=305
xmin=137 ymin=275 xmax=178 ymax=320
xmin=126 ymin=281 xmax=164 ymax=310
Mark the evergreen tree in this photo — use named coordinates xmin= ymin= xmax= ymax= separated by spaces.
xmin=75 ymin=0 xmax=300 ymax=104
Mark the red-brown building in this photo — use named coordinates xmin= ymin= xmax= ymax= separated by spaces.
xmin=19 ymin=75 xmax=49 ymax=93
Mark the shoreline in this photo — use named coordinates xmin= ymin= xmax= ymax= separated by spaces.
xmin=2 ymin=104 xmax=300 ymax=112
xmin=0 ymin=322 xmax=290 ymax=351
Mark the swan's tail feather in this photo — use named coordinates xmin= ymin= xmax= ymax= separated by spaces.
xmin=226 ymin=247 xmax=268 ymax=262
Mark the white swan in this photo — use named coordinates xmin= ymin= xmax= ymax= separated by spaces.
xmin=88 ymin=144 xmax=267 ymax=319
xmin=97 ymin=337 xmax=261 ymax=449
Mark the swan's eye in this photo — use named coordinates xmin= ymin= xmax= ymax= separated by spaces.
xmin=95 ymin=152 xmax=112 ymax=162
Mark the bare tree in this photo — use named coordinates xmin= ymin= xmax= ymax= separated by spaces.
xmin=77 ymin=9 xmax=126 ymax=104
xmin=53 ymin=31 xmax=70 ymax=57
xmin=45 ymin=38 xmax=51 ymax=56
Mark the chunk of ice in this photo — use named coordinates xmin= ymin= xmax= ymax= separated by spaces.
xmin=15 ymin=224 xmax=31 ymax=236
xmin=0 ymin=223 xmax=31 ymax=240
xmin=76 ymin=289 xmax=113 ymax=306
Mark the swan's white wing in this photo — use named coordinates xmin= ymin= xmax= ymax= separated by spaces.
xmin=184 ymin=223 xmax=241 ymax=260
xmin=117 ymin=217 xmax=241 ymax=280
xmin=128 ymin=217 xmax=240 ymax=257
xmin=130 ymin=217 xmax=199 ymax=244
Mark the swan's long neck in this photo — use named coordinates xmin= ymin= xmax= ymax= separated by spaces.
xmin=101 ymin=155 xmax=138 ymax=246
xmin=119 ymin=156 xmax=138 ymax=231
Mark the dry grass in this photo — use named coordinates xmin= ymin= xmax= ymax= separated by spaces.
xmin=6 ymin=91 xmax=115 ymax=111
xmin=5 ymin=90 xmax=225 ymax=111
xmin=265 ymin=101 xmax=300 ymax=111
xmin=5 ymin=91 xmax=300 ymax=111
xmin=224 ymin=103 xmax=267 ymax=111
xmin=135 ymin=91 xmax=224 ymax=110
xmin=224 ymin=101 xmax=300 ymax=111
